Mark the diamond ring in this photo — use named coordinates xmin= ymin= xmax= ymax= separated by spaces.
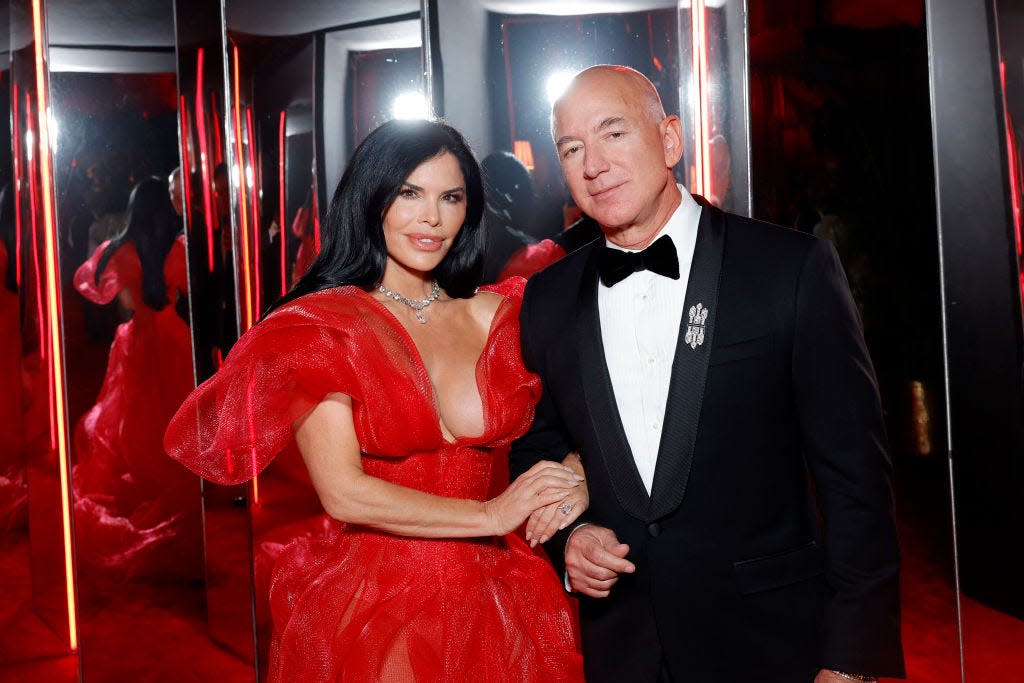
xmin=559 ymin=501 xmax=574 ymax=515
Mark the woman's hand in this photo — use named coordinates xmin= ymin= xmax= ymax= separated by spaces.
xmin=483 ymin=460 xmax=584 ymax=537
xmin=525 ymin=452 xmax=588 ymax=547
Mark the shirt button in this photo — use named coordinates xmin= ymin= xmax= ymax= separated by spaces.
xmin=647 ymin=357 xmax=655 ymax=365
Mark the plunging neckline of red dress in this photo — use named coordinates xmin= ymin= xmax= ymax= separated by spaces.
xmin=357 ymin=286 xmax=509 ymax=447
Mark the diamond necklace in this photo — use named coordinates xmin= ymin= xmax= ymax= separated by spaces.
xmin=377 ymin=279 xmax=441 ymax=324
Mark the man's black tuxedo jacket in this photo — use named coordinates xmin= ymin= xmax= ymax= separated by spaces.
xmin=510 ymin=201 xmax=903 ymax=682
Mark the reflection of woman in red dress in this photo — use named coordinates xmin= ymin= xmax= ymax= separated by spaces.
xmin=0 ymin=184 xmax=28 ymax=532
xmin=73 ymin=177 xmax=200 ymax=579
xmin=166 ymin=121 xmax=586 ymax=682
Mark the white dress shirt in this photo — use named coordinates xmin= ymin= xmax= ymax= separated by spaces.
xmin=598 ymin=188 xmax=701 ymax=493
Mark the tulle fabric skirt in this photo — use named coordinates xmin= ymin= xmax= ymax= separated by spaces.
xmin=72 ymin=309 xmax=202 ymax=580
xmin=265 ymin=520 xmax=583 ymax=682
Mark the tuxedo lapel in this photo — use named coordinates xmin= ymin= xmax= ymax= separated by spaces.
xmin=648 ymin=201 xmax=726 ymax=520
xmin=576 ymin=245 xmax=652 ymax=521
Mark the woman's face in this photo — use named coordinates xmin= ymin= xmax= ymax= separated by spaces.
xmin=382 ymin=151 xmax=467 ymax=279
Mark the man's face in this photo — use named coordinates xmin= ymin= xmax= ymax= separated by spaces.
xmin=552 ymin=72 xmax=681 ymax=236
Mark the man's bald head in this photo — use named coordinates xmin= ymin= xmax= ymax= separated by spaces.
xmin=551 ymin=65 xmax=666 ymax=139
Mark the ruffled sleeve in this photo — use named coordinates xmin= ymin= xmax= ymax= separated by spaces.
xmin=164 ymin=291 xmax=366 ymax=485
xmin=475 ymin=276 xmax=541 ymax=447
xmin=74 ymin=240 xmax=139 ymax=305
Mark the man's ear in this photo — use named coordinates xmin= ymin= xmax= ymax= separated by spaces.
xmin=661 ymin=115 xmax=684 ymax=168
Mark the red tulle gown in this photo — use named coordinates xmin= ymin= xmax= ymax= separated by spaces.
xmin=165 ymin=278 xmax=583 ymax=682
xmin=72 ymin=235 xmax=201 ymax=579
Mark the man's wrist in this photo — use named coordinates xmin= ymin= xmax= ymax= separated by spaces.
xmin=564 ymin=521 xmax=592 ymax=545
xmin=562 ymin=522 xmax=593 ymax=592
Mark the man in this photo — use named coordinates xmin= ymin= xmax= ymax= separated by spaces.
xmin=510 ymin=65 xmax=903 ymax=682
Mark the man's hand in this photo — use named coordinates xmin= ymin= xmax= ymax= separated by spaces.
xmin=565 ymin=524 xmax=635 ymax=597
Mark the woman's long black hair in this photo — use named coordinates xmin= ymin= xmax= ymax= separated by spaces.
xmin=94 ymin=176 xmax=180 ymax=311
xmin=269 ymin=119 xmax=485 ymax=313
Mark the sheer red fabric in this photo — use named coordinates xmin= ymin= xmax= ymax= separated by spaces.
xmin=165 ymin=278 xmax=583 ymax=682
xmin=72 ymin=236 xmax=201 ymax=579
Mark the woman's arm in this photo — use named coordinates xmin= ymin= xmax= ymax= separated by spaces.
xmin=294 ymin=392 xmax=584 ymax=538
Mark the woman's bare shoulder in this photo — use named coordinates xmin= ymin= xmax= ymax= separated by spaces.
xmin=466 ymin=290 xmax=503 ymax=330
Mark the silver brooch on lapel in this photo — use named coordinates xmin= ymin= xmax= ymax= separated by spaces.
xmin=685 ymin=303 xmax=708 ymax=349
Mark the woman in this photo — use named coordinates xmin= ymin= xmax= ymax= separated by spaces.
xmin=73 ymin=176 xmax=201 ymax=579
xmin=165 ymin=120 xmax=587 ymax=681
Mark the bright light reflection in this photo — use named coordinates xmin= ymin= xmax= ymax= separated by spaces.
xmin=391 ymin=92 xmax=430 ymax=120
xmin=546 ymin=71 xmax=575 ymax=105
xmin=48 ymin=110 xmax=57 ymax=153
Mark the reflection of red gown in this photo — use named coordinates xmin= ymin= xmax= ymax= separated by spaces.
xmin=72 ymin=236 xmax=201 ymax=578
xmin=165 ymin=279 xmax=582 ymax=682
xmin=498 ymin=239 xmax=567 ymax=280
xmin=0 ymin=242 xmax=28 ymax=532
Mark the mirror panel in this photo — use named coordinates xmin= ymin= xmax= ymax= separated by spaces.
xmin=957 ymin=0 xmax=1024 ymax=677
xmin=174 ymin=0 xmax=257 ymax=672
xmin=2 ymin=0 xmax=77 ymax=678
xmin=42 ymin=0 xmax=220 ymax=678
xmin=676 ymin=0 xmax=750 ymax=215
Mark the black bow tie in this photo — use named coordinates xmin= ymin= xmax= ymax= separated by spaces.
xmin=597 ymin=234 xmax=680 ymax=287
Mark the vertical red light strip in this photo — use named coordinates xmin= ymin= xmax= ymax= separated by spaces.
xmin=211 ymin=92 xmax=224 ymax=165
xmin=178 ymin=95 xmax=193 ymax=228
xmin=194 ymin=49 xmax=216 ymax=272
xmin=12 ymin=84 xmax=22 ymax=286
xmin=32 ymin=0 xmax=78 ymax=650
xmin=278 ymin=110 xmax=287 ymax=295
xmin=245 ymin=106 xmax=261 ymax=317
xmin=1000 ymin=62 xmax=1022 ymax=257
xmin=1000 ymin=61 xmax=1024 ymax=306
xmin=231 ymin=45 xmax=253 ymax=333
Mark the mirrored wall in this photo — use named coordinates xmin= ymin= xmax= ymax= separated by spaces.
xmin=0 ymin=1 xmax=1021 ymax=681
